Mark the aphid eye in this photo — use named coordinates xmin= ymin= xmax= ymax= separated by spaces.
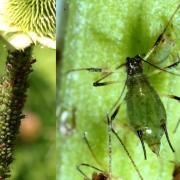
xmin=127 ymin=57 xmax=131 ymax=61
xmin=135 ymin=55 xmax=141 ymax=62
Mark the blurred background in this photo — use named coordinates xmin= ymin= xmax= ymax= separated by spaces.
xmin=0 ymin=42 xmax=56 ymax=180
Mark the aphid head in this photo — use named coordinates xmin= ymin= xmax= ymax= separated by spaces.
xmin=126 ymin=55 xmax=143 ymax=76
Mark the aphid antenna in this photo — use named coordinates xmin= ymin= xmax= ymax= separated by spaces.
xmin=106 ymin=114 xmax=113 ymax=180
xmin=159 ymin=94 xmax=180 ymax=133
xmin=109 ymin=78 xmax=127 ymax=116
xmin=141 ymin=58 xmax=180 ymax=76
xmin=67 ymin=62 xmax=126 ymax=73
xmin=143 ymin=56 xmax=180 ymax=78
xmin=173 ymin=118 xmax=180 ymax=134
xmin=83 ymin=132 xmax=104 ymax=169
xmin=67 ymin=67 xmax=114 ymax=74
xmin=66 ymin=63 xmax=126 ymax=75
xmin=160 ymin=94 xmax=180 ymax=102
xmin=161 ymin=123 xmax=175 ymax=153
xmin=143 ymin=4 xmax=180 ymax=61
xmin=164 ymin=56 xmax=180 ymax=69
xmin=109 ymin=122 xmax=144 ymax=179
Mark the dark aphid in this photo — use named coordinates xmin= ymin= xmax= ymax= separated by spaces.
xmin=77 ymin=163 xmax=109 ymax=180
xmin=77 ymin=116 xmax=143 ymax=180
xmin=69 ymin=4 xmax=180 ymax=159
xmin=91 ymin=173 xmax=109 ymax=180
xmin=173 ymin=163 xmax=180 ymax=180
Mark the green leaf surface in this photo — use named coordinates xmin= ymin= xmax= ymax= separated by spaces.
xmin=57 ymin=1 xmax=180 ymax=179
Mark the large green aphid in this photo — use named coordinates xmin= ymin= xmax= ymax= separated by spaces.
xmin=125 ymin=55 xmax=177 ymax=157
xmin=93 ymin=5 xmax=180 ymax=158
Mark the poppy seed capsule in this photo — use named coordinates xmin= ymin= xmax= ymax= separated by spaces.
xmin=5 ymin=0 xmax=55 ymax=38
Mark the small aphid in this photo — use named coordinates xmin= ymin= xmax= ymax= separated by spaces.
xmin=77 ymin=163 xmax=109 ymax=180
xmin=69 ymin=4 xmax=180 ymax=159
xmin=173 ymin=162 xmax=180 ymax=180
xmin=77 ymin=116 xmax=143 ymax=180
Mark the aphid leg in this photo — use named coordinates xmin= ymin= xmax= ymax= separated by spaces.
xmin=143 ymin=4 xmax=180 ymax=61
xmin=83 ymin=132 xmax=103 ymax=168
xmin=161 ymin=123 xmax=175 ymax=152
xmin=76 ymin=163 xmax=104 ymax=180
xmin=164 ymin=57 xmax=180 ymax=70
xmin=111 ymin=128 xmax=143 ymax=180
xmin=106 ymin=115 xmax=112 ymax=180
xmin=137 ymin=130 xmax=147 ymax=160
xmin=67 ymin=67 xmax=114 ymax=74
xmin=109 ymin=79 xmax=127 ymax=115
xmin=141 ymin=58 xmax=180 ymax=76
xmin=93 ymin=63 xmax=126 ymax=87
xmin=67 ymin=63 xmax=125 ymax=75
xmin=93 ymin=80 xmax=120 ymax=87
xmin=166 ymin=95 xmax=180 ymax=102
xmin=144 ymin=56 xmax=180 ymax=78
xmin=110 ymin=104 xmax=121 ymax=121
xmin=162 ymin=94 xmax=180 ymax=133
xmin=173 ymin=118 xmax=180 ymax=134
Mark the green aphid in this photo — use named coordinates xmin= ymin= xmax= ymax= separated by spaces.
xmin=125 ymin=55 xmax=174 ymax=157
xmin=112 ymin=5 xmax=180 ymax=158
xmin=101 ymin=5 xmax=180 ymax=158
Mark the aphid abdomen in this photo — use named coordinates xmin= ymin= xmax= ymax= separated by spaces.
xmin=126 ymin=75 xmax=166 ymax=154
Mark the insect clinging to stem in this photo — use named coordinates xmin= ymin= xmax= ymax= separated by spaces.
xmin=77 ymin=115 xmax=143 ymax=180
xmin=68 ymin=4 xmax=180 ymax=159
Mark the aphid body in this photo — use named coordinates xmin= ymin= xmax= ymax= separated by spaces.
xmin=125 ymin=55 xmax=167 ymax=155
